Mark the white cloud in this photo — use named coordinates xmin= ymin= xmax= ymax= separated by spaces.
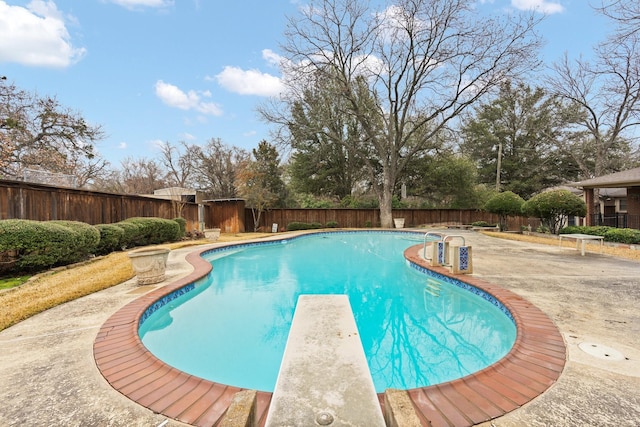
xmin=118 ymin=142 xmax=128 ymax=149
xmin=155 ymin=80 xmax=223 ymax=116
xmin=181 ymin=132 xmax=196 ymax=140
xmin=511 ymin=0 xmax=564 ymax=14
xmin=0 ymin=0 xmax=85 ymax=68
xmin=262 ymin=49 xmax=284 ymax=68
xmin=214 ymin=66 xmax=285 ymax=97
xmin=106 ymin=0 xmax=173 ymax=10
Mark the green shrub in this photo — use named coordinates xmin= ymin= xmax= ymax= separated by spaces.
xmin=173 ymin=217 xmax=187 ymax=238
xmin=286 ymin=221 xmax=324 ymax=231
xmin=286 ymin=222 xmax=306 ymax=231
xmin=603 ymin=228 xmax=640 ymax=244
xmin=484 ymin=191 xmax=525 ymax=231
xmin=560 ymin=225 xmax=640 ymax=244
xmin=122 ymin=217 xmax=181 ymax=246
xmin=95 ymin=224 xmax=125 ymax=255
xmin=471 ymin=221 xmax=491 ymax=227
xmin=559 ymin=225 xmax=613 ymax=237
xmin=522 ymin=190 xmax=587 ymax=234
xmin=113 ymin=221 xmax=144 ymax=249
xmin=559 ymin=225 xmax=586 ymax=235
xmin=0 ymin=220 xmax=87 ymax=271
xmin=50 ymin=221 xmax=100 ymax=262
xmin=326 ymin=221 xmax=338 ymax=228
xmin=364 ymin=220 xmax=372 ymax=228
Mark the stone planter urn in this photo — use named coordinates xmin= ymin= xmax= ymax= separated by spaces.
xmin=127 ymin=247 xmax=170 ymax=285
xmin=205 ymin=228 xmax=221 ymax=241
xmin=393 ymin=218 xmax=405 ymax=229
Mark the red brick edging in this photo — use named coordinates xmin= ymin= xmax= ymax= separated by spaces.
xmin=94 ymin=240 xmax=565 ymax=426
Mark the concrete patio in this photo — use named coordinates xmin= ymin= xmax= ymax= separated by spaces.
xmin=0 ymin=230 xmax=638 ymax=426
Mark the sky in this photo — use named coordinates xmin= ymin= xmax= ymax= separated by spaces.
xmin=0 ymin=0 xmax=613 ymax=167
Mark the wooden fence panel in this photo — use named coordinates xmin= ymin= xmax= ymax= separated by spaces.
xmin=251 ymin=208 xmax=539 ymax=232
xmin=0 ymin=179 xmax=201 ymax=230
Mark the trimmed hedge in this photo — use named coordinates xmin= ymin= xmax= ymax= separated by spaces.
xmin=0 ymin=216 xmax=185 ymax=274
xmin=111 ymin=217 xmax=182 ymax=249
xmin=173 ymin=217 xmax=187 ymax=238
xmin=286 ymin=222 xmax=324 ymax=231
xmin=0 ymin=219 xmax=98 ymax=271
xmin=49 ymin=220 xmax=100 ymax=263
xmin=559 ymin=225 xmax=640 ymax=244
xmin=95 ymin=224 xmax=125 ymax=255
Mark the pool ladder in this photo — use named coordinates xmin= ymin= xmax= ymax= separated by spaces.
xmin=424 ymin=278 xmax=441 ymax=297
xmin=423 ymin=232 xmax=465 ymax=263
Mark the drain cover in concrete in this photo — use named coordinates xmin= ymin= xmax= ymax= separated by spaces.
xmin=578 ymin=342 xmax=625 ymax=361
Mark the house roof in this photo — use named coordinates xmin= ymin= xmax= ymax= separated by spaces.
xmin=570 ymin=167 xmax=640 ymax=188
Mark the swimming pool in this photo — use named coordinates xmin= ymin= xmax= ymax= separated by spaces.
xmin=138 ymin=231 xmax=516 ymax=393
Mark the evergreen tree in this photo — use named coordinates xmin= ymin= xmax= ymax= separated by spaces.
xmin=460 ymin=81 xmax=578 ymax=198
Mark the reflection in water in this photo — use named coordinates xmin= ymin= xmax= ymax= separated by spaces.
xmin=140 ymin=233 xmax=516 ymax=393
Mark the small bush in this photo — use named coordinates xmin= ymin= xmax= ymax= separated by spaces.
xmin=560 ymin=225 xmax=640 ymax=244
xmin=113 ymin=221 xmax=144 ymax=249
xmin=0 ymin=220 xmax=88 ymax=271
xmin=50 ymin=221 xmax=100 ymax=262
xmin=484 ymin=191 xmax=525 ymax=231
xmin=535 ymin=224 xmax=550 ymax=234
xmin=286 ymin=222 xmax=305 ymax=231
xmin=95 ymin=224 xmax=125 ymax=255
xmin=364 ymin=221 xmax=372 ymax=228
xmin=471 ymin=221 xmax=491 ymax=227
xmin=326 ymin=221 xmax=338 ymax=228
xmin=173 ymin=217 xmax=187 ymax=238
xmin=121 ymin=217 xmax=181 ymax=246
xmin=522 ymin=190 xmax=587 ymax=234
xmin=286 ymin=222 xmax=323 ymax=231
xmin=603 ymin=228 xmax=640 ymax=244
xmin=559 ymin=226 xmax=613 ymax=237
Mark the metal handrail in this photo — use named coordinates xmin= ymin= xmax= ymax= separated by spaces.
xmin=423 ymin=231 xmax=444 ymax=259
xmin=443 ymin=234 xmax=465 ymax=246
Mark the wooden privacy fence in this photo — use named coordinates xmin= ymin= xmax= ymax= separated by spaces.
xmin=0 ymin=179 xmax=201 ymax=231
xmin=248 ymin=208 xmax=540 ymax=231
xmin=0 ymin=180 xmax=541 ymax=234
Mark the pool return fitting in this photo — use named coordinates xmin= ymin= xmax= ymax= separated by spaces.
xmin=423 ymin=232 xmax=473 ymax=274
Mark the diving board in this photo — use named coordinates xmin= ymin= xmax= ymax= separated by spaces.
xmin=265 ymin=295 xmax=385 ymax=427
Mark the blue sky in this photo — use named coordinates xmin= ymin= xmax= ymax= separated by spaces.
xmin=0 ymin=0 xmax=612 ymax=167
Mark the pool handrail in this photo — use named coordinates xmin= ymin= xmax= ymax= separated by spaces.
xmin=423 ymin=231 xmax=445 ymax=259
xmin=443 ymin=234 xmax=466 ymax=246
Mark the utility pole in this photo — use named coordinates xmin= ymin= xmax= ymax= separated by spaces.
xmin=496 ymin=141 xmax=503 ymax=192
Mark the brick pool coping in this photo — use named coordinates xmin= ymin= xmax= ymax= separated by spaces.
xmin=93 ymin=238 xmax=566 ymax=426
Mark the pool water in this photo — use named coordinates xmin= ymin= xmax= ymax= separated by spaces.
xmin=139 ymin=231 xmax=516 ymax=393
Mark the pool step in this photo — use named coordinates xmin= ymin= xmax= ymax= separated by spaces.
xmin=265 ymin=295 xmax=385 ymax=427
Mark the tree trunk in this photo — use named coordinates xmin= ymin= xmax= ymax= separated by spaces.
xmin=252 ymin=208 xmax=262 ymax=232
xmin=379 ymin=183 xmax=394 ymax=228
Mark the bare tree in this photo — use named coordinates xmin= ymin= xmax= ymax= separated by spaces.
xmin=547 ymin=8 xmax=640 ymax=181
xmin=194 ymin=138 xmax=250 ymax=198
xmin=596 ymin=0 xmax=640 ymax=40
xmin=265 ymin=0 xmax=543 ymax=227
xmin=94 ymin=157 xmax=167 ymax=194
xmin=158 ymin=140 xmax=199 ymax=188
xmin=0 ymin=80 xmax=104 ymax=183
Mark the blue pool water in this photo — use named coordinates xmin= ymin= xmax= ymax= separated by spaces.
xmin=139 ymin=231 xmax=516 ymax=393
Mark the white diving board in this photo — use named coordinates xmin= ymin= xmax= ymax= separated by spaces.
xmin=265 ymin=295 xmax=386 ymax=427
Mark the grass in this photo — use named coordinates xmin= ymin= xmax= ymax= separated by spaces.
xmin=0 ymin=235 xmax=274 ymax=332
xmin=0 ymin=230 xmax=638 ymax=332
xmin=0 ymin=276 xmax=30 ymax=290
